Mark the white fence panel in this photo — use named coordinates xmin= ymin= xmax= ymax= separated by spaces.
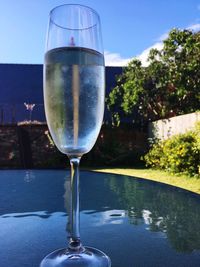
xmin=148 ymin=112 xmax=200 ymax=140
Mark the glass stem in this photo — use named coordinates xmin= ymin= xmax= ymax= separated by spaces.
xmin=68 ymin=156 xmax=82 ymax=251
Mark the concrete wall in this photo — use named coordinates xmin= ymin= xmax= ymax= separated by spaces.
xmin=148 ymin=112 xmax=200 ymax=140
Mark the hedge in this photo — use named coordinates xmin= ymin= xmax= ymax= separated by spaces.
xmin=144 ymin=122 xmax=200 ymax=177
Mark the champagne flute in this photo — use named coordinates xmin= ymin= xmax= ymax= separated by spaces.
xmin=40 ymin=4 xmax=111 ymax=267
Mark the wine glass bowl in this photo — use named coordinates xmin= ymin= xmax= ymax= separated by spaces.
xmin=41 ymin=4 xmax=111 ymax=267
xmin=44 ymin=46 xmax=105 ymax=156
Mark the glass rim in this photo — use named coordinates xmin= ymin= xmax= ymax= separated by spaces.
xmin=49 ymin=3 xmax=100 ymax=30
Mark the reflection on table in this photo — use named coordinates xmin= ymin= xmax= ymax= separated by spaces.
xmin=0 ymin=170 xmax=200 ymax=267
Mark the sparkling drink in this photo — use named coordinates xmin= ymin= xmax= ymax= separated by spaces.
xmin=44 ymin=47 xmax=105 ymax=156
xmin=41 ymin=5 xmax=111 ymax=267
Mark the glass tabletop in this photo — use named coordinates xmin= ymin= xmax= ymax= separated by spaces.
xmin=0 ymin=170 xmax=200 ymax=267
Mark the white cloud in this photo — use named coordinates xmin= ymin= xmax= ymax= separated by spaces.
xmin=137 ymin=42 xmax=163 ymax=67
xmin=157 ymin=32 xmax=169 ymax=42
xmin=186 ymin=23 xmax=200 ymax=31
xmin=104 ymin=30 xmax=167 ymax=68
xmin=104 ymin=51 xmax=131 ymax=66
xmin=137 ymin=31 xmax=169 ymax=66
xmin=105 ymin=22 xmax=200 ymax=68
xmin=137 ymin=22 xmax=200 ymax=67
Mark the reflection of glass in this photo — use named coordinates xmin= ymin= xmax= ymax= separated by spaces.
xmin=63 ymin=177 xmax=71 ymax=237
xmin=24 ymin=102 xmax=35 ymax=122
xmin=41 ymin=4 xmax=110 ymax=267
xmin=1 ymin=170 xmax=200 ymax=266
xmin=24 ymin=170 xmax=35 ymax=183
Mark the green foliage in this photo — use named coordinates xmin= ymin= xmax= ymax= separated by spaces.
xmin=143 ymin=142 xmax=165 ymax=168
xmin=107 ymin=29 xmax=200 ymax=126
xmin=144 ymin=122 xmax=200 ymax=176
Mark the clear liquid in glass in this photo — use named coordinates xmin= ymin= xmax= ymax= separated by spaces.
xmin=44 ymin=47 xmax=105 ymax=157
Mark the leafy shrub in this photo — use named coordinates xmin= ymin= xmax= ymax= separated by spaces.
xmin=144 ymin=122 xmax=200 ymax=176
xmin=144 ymin=142 xmax=165 ymax=168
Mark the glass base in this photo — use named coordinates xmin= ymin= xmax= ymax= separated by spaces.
xmin=40 ymin=246 xmax=111 ymax=267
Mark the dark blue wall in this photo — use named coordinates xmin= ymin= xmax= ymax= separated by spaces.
xmin=0 ymin=64 xmax=43 ymax=103
xmin=0 ymin=64 xmax=122 ymax=123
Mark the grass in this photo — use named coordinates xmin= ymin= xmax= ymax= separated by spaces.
xmin=91 ymin=167 xmax=200 ymax=194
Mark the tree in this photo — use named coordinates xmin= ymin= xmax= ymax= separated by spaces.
xmin=107 ymin=29 xmax=200 ymax=126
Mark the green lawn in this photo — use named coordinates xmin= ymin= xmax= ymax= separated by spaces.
xmin=91 ymin=167 xmax=200 ymax=194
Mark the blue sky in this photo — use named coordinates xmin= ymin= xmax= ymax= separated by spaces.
xmin=0 ymin=0 xmax=200 ymax=66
